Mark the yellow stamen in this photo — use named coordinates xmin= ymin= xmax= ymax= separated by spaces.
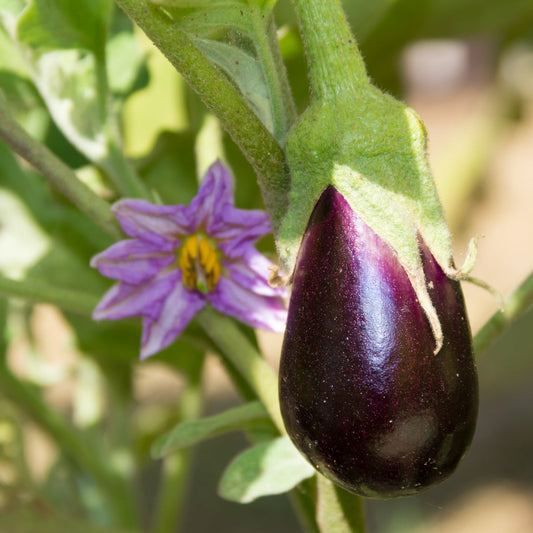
xmin=204 ymin=248 xmax=217 ymax=272
xmin=178 ymin=235 xmax=221 ymax=293
xmin=185 ymin=234 xmax=198 ymax=258
xmin=198 ymin=239 xmax=210 ymax=265
xmin=178 ymin=250 xmax=190 ymax=273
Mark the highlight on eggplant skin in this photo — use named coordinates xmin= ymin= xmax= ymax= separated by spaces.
xmin=279 ymin=185 xmax=478 ymax=499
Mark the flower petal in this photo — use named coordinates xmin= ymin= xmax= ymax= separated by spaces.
xmin=215 ymin=208 xmax=272 ymax=258
xmin=209 ymin=276 xmax=287 ymax=332
xmin=90 ymin=239 xmax=175 ymax=284
xmin=187 ymin=160 xmax=234 ymax=234
xmin=93 ymin=270 xmax=180 ymax=321
xmin=225 ymin=249 xmax=287 ymax=297
xmin=140 ymin=284 xmax=206 ymax=359
xmin=113 ymin=200 xmax=190 ymax=245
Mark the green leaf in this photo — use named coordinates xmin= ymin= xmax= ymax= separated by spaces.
xmin=218 ymin=436 xmax=315 ymax=503
xmin=152 ymin=401 xmax=269 ymax=458
xmin=2 ymin=1 xmax=132 ymax=173
xmin=106 ymin=30 xmax=145 ymax=95
xmin=17 ymin=0 xmax=113 ymax=53
xmin=193 ymin=38 xmax=273 ymax=131
xmin=0 ymin=187 xmax=50 ymax=278
xmin=0 ymin=144 xmax=51 ymax=278
xmin=0 ymin=19 xmax=27 ymax=75
xmin=32 ymin=49 xmax=109 ymax=162
xmin=0 ymin=0 xmax=25 ymax=25
xmin=0 ymin=70 xmax=49 ymax=138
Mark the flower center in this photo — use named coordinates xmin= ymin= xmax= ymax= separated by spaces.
xmin=178 ymin=235 xmax=221 ymax=294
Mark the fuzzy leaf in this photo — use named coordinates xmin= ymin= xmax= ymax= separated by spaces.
xmin=218 ymin=436 xmax=315 ymax=503
xmin=106 ymin=31 xmax=145 ymax=95
xmin=193 ymin=38 xmax=272 ymax=131
xmin=152 ymin=401 xmax=269 ymax=458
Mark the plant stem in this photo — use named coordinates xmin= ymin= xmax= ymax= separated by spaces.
xmin=196 ymin=307 xmax=284 ymax=433
xmin=0 ymin=276 xmax=99 ymax=316
xmin=0 ymin=359 xmax=138 ymax=528
xmin=114 ymin=0 xmax=291 ymax=234
xmin=316 ymin=476 xmax=366 ymax=533
xmin=94 ymin=43 xmax=151 ymax=201
xmin=0 ymin=103 xmax=122 ymax=240
xmin=291 ymin=0 xmax=369 ymax=102
xmin=103 ymin=140 xmax=152 ymax=200
xmin=474 ymin=270 xmax=533 ymax=356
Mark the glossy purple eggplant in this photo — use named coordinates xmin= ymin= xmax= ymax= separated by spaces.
xmin=279 ymin=186 xmax=478 ymax=498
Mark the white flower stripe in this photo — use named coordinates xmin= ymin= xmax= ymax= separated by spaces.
xmin=140 ymin=283 xmax=206 ymax=359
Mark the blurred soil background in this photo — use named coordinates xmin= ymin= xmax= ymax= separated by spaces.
xmin=5 ymin=29 xmax=533 ymax=533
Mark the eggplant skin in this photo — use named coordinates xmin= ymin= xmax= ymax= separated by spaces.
xmin=279 ymin=186 xmax=478 ymax=499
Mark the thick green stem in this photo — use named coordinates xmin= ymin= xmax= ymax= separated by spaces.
xmin=291 ymin=0 xmax=369 ymax=102
xmin=0 ymin=103 xmax=121 ymax=240
xmin=113 ymin=0 xmax=290 ymax=233
xmin=196 ymin=307 xmax=284 ymax=433
xmin=0 ymin=276 xmax=98 ymax=316
xmin=316 ymin=476 xmax=366 ymax=533
xmin=474 ymin=271 xmax=533 ymax=356
xmin=0 ymin=360 xmax=138 ymax=528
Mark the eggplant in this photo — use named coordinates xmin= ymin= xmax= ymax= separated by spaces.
xmin=279 ymin=186 xmax=478 ymax=498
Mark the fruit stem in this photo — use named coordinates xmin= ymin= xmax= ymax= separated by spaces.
xmin=316 ymin=476 xmax=366 ymax=533
xmin=291 ymin=0 xmax=369 ymax=102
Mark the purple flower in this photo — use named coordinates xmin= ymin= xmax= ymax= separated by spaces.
xmin=91 ymin=161 xmax=287 ymax=359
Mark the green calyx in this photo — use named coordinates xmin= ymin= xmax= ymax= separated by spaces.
xmin=279 ymin=86 xmax=454 ymax=276
xmin=279 ymin=0 xmax=467 ymax=352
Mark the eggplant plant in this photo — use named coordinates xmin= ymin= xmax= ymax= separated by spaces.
xmin=0 ymin=0 xmax=531 ymax=532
